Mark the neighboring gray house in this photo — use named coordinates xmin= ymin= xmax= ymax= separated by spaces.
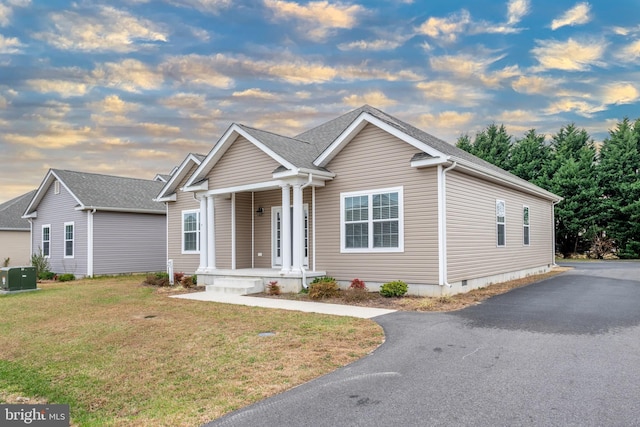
xmin=23 ymin=169 xmax=166 ymax=277
xmin=169 ymin=105 xmax=561 ymax=296
xmin=0 ymin=190 xmax=36 ymax=267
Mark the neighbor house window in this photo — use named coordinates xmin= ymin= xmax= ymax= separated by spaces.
xmin=182 ymin=210 xmax=200 ymax=253
xmin=523 ymin=206 xmax=530 ymax=246
xmin=42 ymin=225 xmax=51 ymax=257
xmin=341 ymin=187 xmax=403 ymax=252
xmin=64 ymin=222 xmax=74 ymax=258
xmin=496 ymin=200 xmax=506 ymax=247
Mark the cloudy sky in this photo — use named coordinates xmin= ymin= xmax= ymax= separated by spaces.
xmin=1 ymin=0 xmax=639 ymax=203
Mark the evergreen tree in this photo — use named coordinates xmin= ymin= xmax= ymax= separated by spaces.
xmin=468 ymin=124 xmax=512 ymax=169
xmin=508 ymin=129 xmax=551 ymax=186
xmin=543 ymin=124 xmax=599 ymax=256
xmin=597 ymin=118 xmax=640 ymax=257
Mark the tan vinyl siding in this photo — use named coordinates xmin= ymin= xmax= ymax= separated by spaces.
xmin=446 ymin=170 xmax=553 ymax=282
xmin=235 ymin=193 xmax=252 ymax=268
xmin=315 ymin=124 xmax=439 ymax=284
xmin=0 ymin=230 xmax=31 ymax=266
xmin=208 ymin=136 xmax=281 ymax=190
xmin=167 ymin=163 xmax=201 ymax=274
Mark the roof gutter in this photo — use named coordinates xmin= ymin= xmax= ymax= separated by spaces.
xmin=74 ymin=206 xmax=166 ymax=215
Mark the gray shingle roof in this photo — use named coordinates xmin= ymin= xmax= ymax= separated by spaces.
xmin=51 ymin=170 xmax=165 ymax=213
xmin=0 ymin=190 xmax=36 ymax=230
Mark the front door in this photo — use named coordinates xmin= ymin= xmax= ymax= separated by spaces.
xmin=272 ymin=205 xmax=309 ymax=267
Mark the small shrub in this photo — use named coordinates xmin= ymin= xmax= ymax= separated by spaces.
xmin=437 ymin=295 xmax=452 ymax=304
xmin=266 ymin=280 xmax=281 ymax=296
xmin=379 ymin=280 xmax=408 ymax=298
xmin=192 ymin=275 xmax=197 ymax=285
xmin=342 ymin=287 xmax=371 ymax=303
xmin=57 ymin=273 xmax=75 ymax=282
xmin=181 ymin=276 xmax=195 ymax=289
xmin=38 ymin=271 xmax=55 ymax=280
xmin=3 ymin=257 xmax=9 ymax=267
xmin=349 ymin=278 xmax=366 ymax=290
xmin=174 ymin=272 xmax=185 ymax=284
xmin=308 ymin=278 xmax=340 ymax=300
xmin=144 ymin=272 xmax=171 ymax=287
xmin=30 ymin=248 xmax=51 ymax=279
xmin=310 ymin=276 xmax=336 ymax=284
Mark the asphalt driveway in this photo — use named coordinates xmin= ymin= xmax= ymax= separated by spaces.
xmin=206 ymin=262 xmax=640 ymax=426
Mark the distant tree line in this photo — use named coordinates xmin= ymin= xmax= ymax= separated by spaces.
xmin=456 ymin=118 xmax=640 ymax=259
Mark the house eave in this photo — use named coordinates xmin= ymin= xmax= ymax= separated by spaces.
xmin=184 ymin=180 xmax=209 ymax=192
xmin=74 ymin=206 xmax=166 ymax=215
xmin=272 ymin=168 xmax=335 ymax=180
xmin=154 ymin=194 xmax=177 ymax=202
xmin=452 ymin=157 xmax=562 ymax=202
xmin=410 ymin=156 xmax=450 ymax=168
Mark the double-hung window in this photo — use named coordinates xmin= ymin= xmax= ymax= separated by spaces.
xmin=341 ymin=187 xmax=403 ymax=252
xmin=182 ymin=210 xmax=200 ymax=253
xmin=523 ymin=206 xmax=530 ymax=246
xmin=42 ymin=225 xmax=51 ymax=257
xmin=64 ymin=222 xmax=74 ymax=258
xmin=496 ymin=200 xmax=506 ymax=247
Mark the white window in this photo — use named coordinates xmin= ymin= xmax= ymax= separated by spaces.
xmin=42 ymin=225 xmax=51 ymax=257
xmin=341 ymin=187 xmax=403 ymax=253
xmin=496 ymin=200 xmax=506 ymax=247
xmin=182 ymin=210 xmax=200 ymax=253
xmin=523 ymin=206 xmax=530 ymax=246
xmin=64 ymin=222 xmax=74 ymax=258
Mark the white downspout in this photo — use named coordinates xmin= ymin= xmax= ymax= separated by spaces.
xmin=439 ymin=161 xmax=457 ymax=287
xmin=231 ymin=192 xmax=236 ymax=270
xmin=552 ymin=199 xmax=560 ymax=267
xmin=87 ymin=208 xmax=96 ymax=277
xmin=28 ymin=219 xmax=33 ymax=260
xmin=299 ymin=174 xmax=313 ymax=288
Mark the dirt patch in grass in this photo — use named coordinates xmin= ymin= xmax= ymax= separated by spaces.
xmin=0 ymin=275 xmax=383 ymax=426
xmin=257 ymin=267 xmax=572 ymax=312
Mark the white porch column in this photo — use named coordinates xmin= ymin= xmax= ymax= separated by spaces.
xmin=207 ymin=196 xmax=215 ymax=270
xmin=291 ymin=183 xmax=304 ymax=274
xmin=280 ymin=184 xmax=291 ymax=273
xmin=198 ymin=196 xmax=208 ymax=272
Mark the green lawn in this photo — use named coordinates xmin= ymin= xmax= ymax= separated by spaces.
xmin=0 ymin=276 xmax=383 ymax=426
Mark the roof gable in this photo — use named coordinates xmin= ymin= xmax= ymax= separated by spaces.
xmin=155 ymin=153 xmax=205 ymax=202
xmin=24 ymin=169 xmax=166 ymax=216
xmin=185 ymin=124 xmax=302 ymax=188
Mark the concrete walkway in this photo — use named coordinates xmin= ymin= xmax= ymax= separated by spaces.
xmin=171 ymin=291 xmax=396 ymax=319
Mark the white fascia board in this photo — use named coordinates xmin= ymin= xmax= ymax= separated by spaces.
xmin=453 ymin=158 xmax=562 ymax=202
xmin=314 ymin=112 xmax=447 ymax=167
xmin=156 ymin=154 xmax=203 ymax=200
xmin=272 ymin=168 xmax=335 ymax=180
xmin=154 ymin=193 xmax=177 ymax=202
xmin=183 ymin=179 xmax=209 ymax=192
xmin=204 ymin=180 xmax=282 ymax=196
xmin=74 ymin=206 xmax=166 ymax=215
xmin=411 ymin=157 xmax=450 ymax=168
xmin=21 ymin=212 xmax=37 ymax=219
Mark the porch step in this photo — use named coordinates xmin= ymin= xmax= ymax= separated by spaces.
xmin=206 ymin=278 xmax=264 ymax=295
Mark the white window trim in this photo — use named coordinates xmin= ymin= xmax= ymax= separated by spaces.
xmin=340 ymin=186 xmax=404 ymax=253
xmin=182 ymin=209 xmax=200 ymax=254
xmin=496 ymin=200 xmax=506 ymax=248
xmin=64 ymin=221 xmax=74 ymax=258
xmin=42 ymin=224 xmax=51 ymax=258
xmin=523 ymin=205 xmax=530 ymax=246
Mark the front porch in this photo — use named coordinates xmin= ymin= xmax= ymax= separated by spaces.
xmin=199 ymin=268 xmax=328 ymax=295
xmin=192 ymin=173 xmax=333 ymax=295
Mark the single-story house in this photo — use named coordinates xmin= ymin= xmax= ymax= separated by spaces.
xmin=23 ymin=169 xmax=167 ymax=277
xmin=163 ymin=105 xmax=561 ymax=296
xmin=0 ymin=190 xmax=37 ymax=267
xmin=155 ymin=153 xmax=206 ymax=275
